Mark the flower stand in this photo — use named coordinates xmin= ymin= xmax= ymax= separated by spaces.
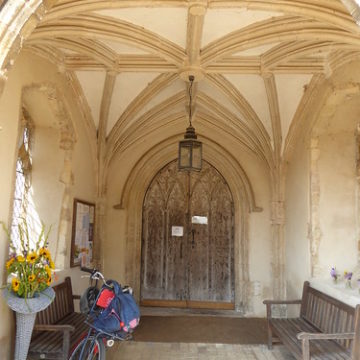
xmin=3 ymin=287 xmax=55 ymax=360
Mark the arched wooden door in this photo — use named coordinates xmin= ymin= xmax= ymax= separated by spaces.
xmin=140 ymin=160 xmax=234 ymax=309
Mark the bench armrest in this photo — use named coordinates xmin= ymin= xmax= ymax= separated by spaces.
xmin=297 ymin=332 xmax=355 ymax=341
xmin=263 ymin=299 xmax=302 ymax=319
xmin=263 ymin=299 xmax=302 ymax=305
xmin=297 ymin=332 xmax=354 ymax=360
xmin=33 ymin=324 xmax=75 ymax=332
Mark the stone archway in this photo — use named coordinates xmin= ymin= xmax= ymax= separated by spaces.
xmin=22 ymin=83 xmax=77 ymax=268
xmin=114 ymin=137 xmax=261 ymax=313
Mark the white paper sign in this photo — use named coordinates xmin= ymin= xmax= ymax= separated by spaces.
xmin=172 ymin=226 xmax=183 ymax=237
xmin=191 ymin=216 xmax=208 ymax=225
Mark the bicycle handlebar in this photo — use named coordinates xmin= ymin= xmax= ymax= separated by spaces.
xmin=81 ymin=266 xmax=108 ymax=285
xmin=80 ymin=266 xmax=96 ymax=274
xmin=80 ymin=267 xmax=132 ymax=293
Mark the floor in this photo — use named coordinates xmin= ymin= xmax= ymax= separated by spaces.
xmin=106 ymin=308 xmax=295 ymax=359
xmin=107 ymin=341 xmax=295 ymax=360
xmin=133 ymin=316 xmax=268 ymax=344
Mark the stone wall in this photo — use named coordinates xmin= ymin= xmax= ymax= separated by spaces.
xmin=0 ymin=51 xmax=96 ymax=357
xmin=286 ymin=61 xmax=360 ymax=301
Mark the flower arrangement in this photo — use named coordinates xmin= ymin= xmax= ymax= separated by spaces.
xmin=2 ymin=218 xmax=55 ymax=299
xmin=330 ymin=267 xmax=339 ymax=283
xmin=344 ymin=271 xmax=353 ymax=288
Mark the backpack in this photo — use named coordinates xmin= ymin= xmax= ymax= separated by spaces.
xmin=92 ymin=281 xmax=140 ymax=334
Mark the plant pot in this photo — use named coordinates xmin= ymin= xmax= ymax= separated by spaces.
xmin=3 ymin=287 xmax=55 ymax=360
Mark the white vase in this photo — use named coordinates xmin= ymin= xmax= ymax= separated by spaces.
xmin=3 ymin=287 xmax=55 ymax=360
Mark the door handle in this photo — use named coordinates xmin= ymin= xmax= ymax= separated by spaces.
xmin=191 ymin=229 xmax=195 ymax=248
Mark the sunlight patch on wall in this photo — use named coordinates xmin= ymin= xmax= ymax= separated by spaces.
xmin=76 ymin=71 xmax=106 ymax=129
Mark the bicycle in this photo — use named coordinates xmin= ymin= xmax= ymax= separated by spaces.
xmin=69 ymin=267 xmax=138 ymax=360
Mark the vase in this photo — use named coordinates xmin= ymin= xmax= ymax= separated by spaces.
xmin=3 ymin=287 xmax=55 ymax=360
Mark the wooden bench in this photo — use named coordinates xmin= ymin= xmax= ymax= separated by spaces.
xmin=28 ymin=277 xmax=88 ymax=360
xmin=264 ymin=281 xmax=360 ymax=360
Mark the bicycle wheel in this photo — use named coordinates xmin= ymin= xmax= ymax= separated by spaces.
xmin=69 ymin=335 xmax=106 ymax=360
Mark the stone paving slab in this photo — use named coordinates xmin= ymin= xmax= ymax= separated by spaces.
xmin=107 ymin=341 xmax=295 ymax=360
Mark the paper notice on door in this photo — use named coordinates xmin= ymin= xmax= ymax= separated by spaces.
xmin=171 ymin=226 xmax=183 ymax=237
xmin=191 ymin=216 xmax=208 ymax=225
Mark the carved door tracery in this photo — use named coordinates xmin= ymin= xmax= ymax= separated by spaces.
xmin=141 ymin=160 xmax=234 ymax=309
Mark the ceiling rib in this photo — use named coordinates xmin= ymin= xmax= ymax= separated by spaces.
xmin=32 ymin=14 xmax=186 ymax=65
xmin=44 ymin=0 xmax=357 ymax=34
xmin=24 ymin=0 xmax=360 ymax=169
xmin=206 ymin=74 xmax=272 ymax=154
xmin=201 ymin=16 xmax=359 ymax=66
xmin=263 ymin=73 xmax=282 ymax=160
xmin=108 ymin=72 xmax=178 ymax=144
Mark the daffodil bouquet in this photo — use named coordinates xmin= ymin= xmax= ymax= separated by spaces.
xmin=2 ymin=218 xmax=55 ymax=299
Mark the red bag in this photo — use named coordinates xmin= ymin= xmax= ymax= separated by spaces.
xmin=96 ymin=288 xmax=115 ymax=308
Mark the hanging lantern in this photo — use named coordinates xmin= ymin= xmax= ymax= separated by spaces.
xmin=178 ymin=75 xmax=202 ymax=171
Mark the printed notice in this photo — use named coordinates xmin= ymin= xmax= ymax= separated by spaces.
xmin=192 ymin=216 xmax=208 ymax=225
xmin=171 ymin=226 xmax=184 ymax=237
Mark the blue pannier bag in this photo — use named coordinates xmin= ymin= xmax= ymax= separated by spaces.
xmin=92 ymin=281 xmax=140 ymax=334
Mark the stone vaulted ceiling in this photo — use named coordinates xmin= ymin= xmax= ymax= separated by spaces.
xmin=23 ymin=0 xmax=360 ymax=170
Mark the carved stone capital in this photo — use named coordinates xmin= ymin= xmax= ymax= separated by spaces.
xmin=59 ymin=131 xmax=75 ymax=151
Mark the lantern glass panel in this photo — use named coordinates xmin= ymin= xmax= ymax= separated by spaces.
xmin=179 ymin=143 xmax=191 ymax=168
xmin=192 ymin=143 xmax=202 ymax=170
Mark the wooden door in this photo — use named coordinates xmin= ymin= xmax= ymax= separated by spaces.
xmin=141 ymin=160 xmax=234 ymax=309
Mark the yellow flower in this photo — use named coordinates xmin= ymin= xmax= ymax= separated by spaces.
xmin=49 ymin=260 xmax=55 ymax=270
xmin=28 ymin=274 xmax=36 ymax=282
xmin=26 ymin=252 xmax=37 ymax=264
xmin=45 ymin=265 xmax=52 ymax=278
xmin=12 ymin=278 xmax=20 ymax=292
xmin=6 ymin=257 xmax=14 ymax=269
xmin=46 ymin=276 xmax=52 ymax=286
xmin=39 ymin=247 xmax=51 ymax=258
xmin=17 ymin=255 xmax=25 ymax=263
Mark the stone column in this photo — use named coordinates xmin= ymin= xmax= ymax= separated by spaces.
xmin=309 ymin=137 xmax=321 ymax=277
xmin=271 ymin=198 xmax=286 ymax=291
xmin=93 ymin=195 xmax=106 ymax=269
xmin=56 ymin=132 xmax=74 ymax=268
xmin=356 ymin=125 xmax=360 ymax=266
xmin=270 ymin=197 xmax=286 ymax=316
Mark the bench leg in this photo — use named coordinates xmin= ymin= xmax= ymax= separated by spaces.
xmin=267 ymin=326 xmax=273 ymax=350
xmin=62 ymin=330 xmax=71 ymax=360
xmin=265 ymin=303 xmax=273 ymax=349
xmin=301 ymin=339 xmax=310 ymax=360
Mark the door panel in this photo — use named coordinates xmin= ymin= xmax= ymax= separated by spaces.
xmin=141 ymin=160 xmax=234 ymax=308
xmin=165 ymin=180 xmax=187 ymax=300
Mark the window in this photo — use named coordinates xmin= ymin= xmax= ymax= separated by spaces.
xmin=10 ymin=109 xmax=35 ymax=251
